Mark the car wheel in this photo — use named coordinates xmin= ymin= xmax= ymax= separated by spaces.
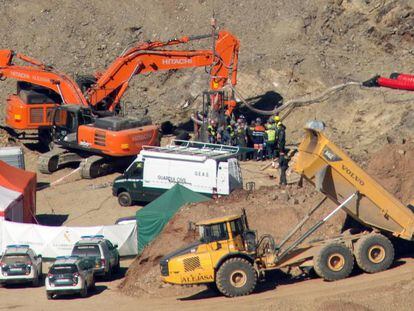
xmin=118 ymin=192 xmax=132 ymax=207
xmin=32 ymin=275 xmax=40 ymax=287
xmin=46 ymin=292 xmax=53 ymax=300
xmin=105 ymin=266 xmax=112 ymax=280
xmin=114 ymin=259 xmax=120 ymax=273
xmin=80 ymin=283 xmax=88 ymax=298
xmin=90 ymin=279 xmax=96 ymax=291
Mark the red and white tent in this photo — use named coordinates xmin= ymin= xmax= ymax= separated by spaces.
xmin=0 ymin=161 xmax=36 ymax=223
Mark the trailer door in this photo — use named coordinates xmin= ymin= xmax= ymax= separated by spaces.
xmin=228 ymin=158 xmax=243 ymax=192
xmin=217 ymin=162 xmax=229 ymax=195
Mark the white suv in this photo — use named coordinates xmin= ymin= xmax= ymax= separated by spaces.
xmin=0 ymin=245 xmax=42 ymax=287
xmin=45 ymin=256 xmax=95 ymax=299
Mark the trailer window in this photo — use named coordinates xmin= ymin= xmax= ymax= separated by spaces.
xmin=200 ymin=223 xmax=229 ymax=243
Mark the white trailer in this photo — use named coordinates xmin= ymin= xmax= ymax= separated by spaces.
xmin=112 ymin=141 xmax=243 ymax=206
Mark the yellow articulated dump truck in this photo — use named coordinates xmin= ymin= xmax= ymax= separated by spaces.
xmin=160 ymin=121 xmax=414 ymax=297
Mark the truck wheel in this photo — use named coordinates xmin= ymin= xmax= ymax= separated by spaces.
xmin=46 ymin=292 xmax=53 ymax=300
xmin=216 ymin=258 xmax=257 ymax=297
xmin=118 ymin=192 xmax=132 ymax=207
xmin=314 ymin=243 xmax=354 ymax=281
xmin=354 ymin=234 xmax=394 ymax=273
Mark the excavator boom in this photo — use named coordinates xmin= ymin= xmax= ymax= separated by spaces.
xmin=0 ymin=65 xmax=87 ymax=106
xmin=87 ymin=30 xmax=239 ymax=111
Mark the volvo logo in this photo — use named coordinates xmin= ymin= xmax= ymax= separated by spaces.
xmin=342 ymin=164 xmax=365 ymax=186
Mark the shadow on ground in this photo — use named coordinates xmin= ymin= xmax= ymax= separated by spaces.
xmin=36 ymin=214 xmax=69 ymax=226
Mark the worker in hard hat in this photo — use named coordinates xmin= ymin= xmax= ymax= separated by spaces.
xmin=246 ymin=120 xmax=256 ymax=160
xmin=278 ymin=150 xmax=289 ymax=186
xmin=265 ymin=118 xmax=276 ymax=159
xmin=273 ymin=115 xmax=281 ymax=123
xmin=207 ymin=119 xmax=218 ymax=144
xmin=276 ymin=121 xmax=286 ymax=155
xmin=223 ymin=120 xmax=236 ymax=145
xmin=235 ymin=118 xmax=248 ymax=161
xmin=252 ymin=117 xmax=266 ymax=161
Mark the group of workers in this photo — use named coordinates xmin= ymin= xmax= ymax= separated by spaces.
xmin=207 ymin=115 xmax=289 ymax=185
xmin=207 ymin=115 xmax=286 ymax=160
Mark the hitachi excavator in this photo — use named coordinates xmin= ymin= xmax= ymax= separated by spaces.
xmin=0 ymin=30 xmax=239 ymax=178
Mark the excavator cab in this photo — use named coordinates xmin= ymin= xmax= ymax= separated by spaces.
xmin=51 ymin=105 xmax=93 ymax=144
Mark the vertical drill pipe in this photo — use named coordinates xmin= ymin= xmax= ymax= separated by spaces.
xmin=277 ymin=197 xmax=327 ymax=250
xmin=275 ymin=192 xmax=357 ymax=263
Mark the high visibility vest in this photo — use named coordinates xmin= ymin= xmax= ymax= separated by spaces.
xmin=226 ymin=125 xmax=235 ymax=137
xmin=208 ymin=125 xmax=216 ymax=136
xmin=266 ymin=129 xmax=276 ymax=142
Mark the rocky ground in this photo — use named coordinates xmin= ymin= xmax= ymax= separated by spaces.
xmin=0 ymin=0 xmax=413 ymax=155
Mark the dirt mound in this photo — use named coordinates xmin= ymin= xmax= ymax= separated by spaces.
xmin=119 ymin=184 xmax=346 ymax=297
xmin=366 ymin=141 xmax=414 ymax=204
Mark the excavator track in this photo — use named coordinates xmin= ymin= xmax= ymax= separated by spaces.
xmin=37 ymin=147 xmax=83 ymax=174
xmin=79 ymin=155 xmax=113 ymax=179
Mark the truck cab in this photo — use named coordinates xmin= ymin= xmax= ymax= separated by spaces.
xmin=113 ymin=156 xmax=161 ymax=206
xmin=160 ymin=214 xmax=256 ymax=288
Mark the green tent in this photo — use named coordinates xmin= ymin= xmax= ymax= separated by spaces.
xmin=136 ymin=184 xmax=209 ymax=254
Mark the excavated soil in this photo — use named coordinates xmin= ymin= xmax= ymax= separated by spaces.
xmin=366 ymin=141 xmax=414 ymax=205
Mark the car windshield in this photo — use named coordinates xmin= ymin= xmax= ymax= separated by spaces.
xmin=2 ymin=254 xmax=30 ymax=265
xmin=199 ymin=222 xmax=229 ymax=243
xmin=50 ymin=264 xmax=77 ymax=275
xmin=72 ymin=245 xmax=100 ymax=257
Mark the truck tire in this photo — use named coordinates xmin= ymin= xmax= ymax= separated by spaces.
xmin=216 ymin=258 xmax=257 ymax=297
xmin=314 ymin=243 xmax=354 ymax=281
xmin=118 ymin=192 xmax=132 ymax=207
xmin=354 ymin=233 xmax=394 ymax=273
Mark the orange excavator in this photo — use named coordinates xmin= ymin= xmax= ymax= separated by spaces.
xmin=0 ymin=30 xmax=238 ymax=134
xmin=0 ymin=30 xmax=240 ymax=178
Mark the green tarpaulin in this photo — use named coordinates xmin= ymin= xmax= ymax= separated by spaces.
xmin=136 ymin=184 xmax=209 ymax=254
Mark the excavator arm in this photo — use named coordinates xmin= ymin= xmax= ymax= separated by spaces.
xmin=0 ymin=50 xmax=88 ymax=106
xmin=87 ymin=30 xmax=239 ymax=112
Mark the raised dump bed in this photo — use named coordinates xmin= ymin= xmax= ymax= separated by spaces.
xmin=295 ymin=121 xmax=414 ymax=240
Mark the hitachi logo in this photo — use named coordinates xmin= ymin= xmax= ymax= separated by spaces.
xmin=342 ymin=164 xmax=365 ymax=186
xmin=162 ymin=58 xmax=192 ymax=65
